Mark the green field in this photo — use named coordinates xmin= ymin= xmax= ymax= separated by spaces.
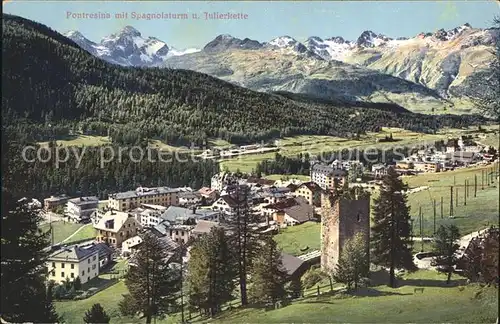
xmin=405 ymin=164 xmax=500 ymax=236
xmin=40 ymin=221 xmax=96 ymax=244
xmin=213 ymin=270 xmax=498 ymax=323
xmin=274 ymin=222 xmax=321 ymax=256
xmin=64 ymin=224 xmax=96 ymax=244
xmin=220 ymin=126 xmax=497 ymax=173
xmin=40 ymin=221 xmax=84 ymax=244
xmin=264 ymin=174 xmax=310 ymax=181
xmin=39 ymin=135 xmax=111 ymax=147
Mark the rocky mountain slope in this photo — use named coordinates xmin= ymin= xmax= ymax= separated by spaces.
xmin=66 ymin=23 xmax=497 ymax=114
xmin=64 ymin=26 xmax=199 ymax=67
xmin=164 ymin=35 xmax=450 ymax=113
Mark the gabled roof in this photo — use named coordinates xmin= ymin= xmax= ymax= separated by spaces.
xmin=160 ymin=206 xmax=219 ymax=223
xmin=198 ymin=187 xmax=216 ymax=196
xmin=68 ymin=196 xmax=99 ymax=206
xmin=281 ymin=252 xmax=305 ymax=276
xmin=263 ymin=197 xmax=302 ymax=210
xmin=298 ymin=182 xmax=322 ymax=193
xmin=246 ymin=177 xmax=276 ymax=186
xmin=264 ymin=197 xmax=313 ymax=223
xmin=49 ymin=245 xmax=98 ymax=262
xmin=94 ymin=210 xmax=134 ymax=233
xmin=81 ymin=242 xmax=114 ymax=258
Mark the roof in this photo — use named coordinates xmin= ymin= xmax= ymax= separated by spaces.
xmin=198 ymin=187 xmax=216 ymax=196
xmin=49 ymin=245 xmax=98 ymax=262
xmin=263 ymin=197 xmax=303 ymax=210
xmin=80 ymin=242 xmax=114 ymax=258
xmin=264 ymin=197 xmax=314 ymax=223
xmin=179 ymin=191 xmax=202 ymax=199
xmin=192 ymin=220 xmax=219 ymax=235
xmin=246 ymin=177 xmax=276 ymax=186
xmin=299 ymin=182 xmax=322 ymax=193
xmin=109 ymin=186 xmax=181 ymax=200
xmin=311 ymin=164 xmax=347 ymax=176
xmin=160 ymin=206 xmax=219 ymax=223
xmin=281 ymin=252 xmax=305 ymax=276
xmin=68 ymin=196 xmax=99 ymax=206
xmin=94 ymin=210 xmax=133 ymax=233
xmin=44 ymin=194 xmax=69 ymax=202
xmin=140 ymin=204 xmax=168 ymax=211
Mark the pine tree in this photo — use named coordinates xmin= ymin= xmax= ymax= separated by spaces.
xmin=432 ymin=225 xmax=461 ymax=284
xmin=121 ymin=232 xmax=180 ymax=324
xmin=186 ymin=227 xmax=236 ymax=317
xmin=1 ymin=188 xmax=60 ymax=323
xmin=371 ymin=167 xmax=415 ymax=288
xmin=83 ymin=303 xmax=111 ymax=324
xmin=226 ymin=185 xmax=262 ymax=306
xmin=332 ymin=232 xmax=369 ymax=291
xmin=248 ymin=236 xmax=287 ymax=304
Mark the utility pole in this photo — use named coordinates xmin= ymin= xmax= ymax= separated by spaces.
xmin=419 ymin=207 xmax=424 ymax=252
xmin=474 ymin=174 xmax=477 ymax=198
xmin=450 ymin=186 xmax=454 ymax=217
xmin=464 ymin=181 xmax=467 ymax=206
xmin=482 ymin=170 xmax=485 ymax=190
xmin=433 ymin=199 xmax=436 ymax=235
xmin=455 ymin=187 xmax=459 ymax=207
xmin=465 ymin=179 xmax=469 ymax=198
xmin=440 ymin=197 xmax=444 ymax=219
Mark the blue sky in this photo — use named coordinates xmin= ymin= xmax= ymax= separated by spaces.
xmin=4 ymin=1 xmax=499 ymax=49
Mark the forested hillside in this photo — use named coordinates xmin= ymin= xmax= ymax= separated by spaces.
xmin=1 ymin=14 xmax=489 ymax=146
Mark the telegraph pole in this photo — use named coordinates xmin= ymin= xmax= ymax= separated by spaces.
xmin=419 ymin=207 xmax=424 ymax=252
xmin=440 ymin=197 xmax=444 ymax=219
xmin=433 ymin=199 xmax=436 ymax=235
xmin=450 ymin=186 xmax=454 ymax=217
xmin=474 ymin=175 xmax=477 ymax=198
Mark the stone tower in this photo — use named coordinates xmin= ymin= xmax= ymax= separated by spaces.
xmin=320 ymin=190 xmax=370 ymax=273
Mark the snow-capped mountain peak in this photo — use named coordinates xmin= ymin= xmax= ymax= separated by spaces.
xmin=66 ymin=26 xmax=200 ymax=67
xmin=268 ymin=36 xmax=298 ymax=48
xmin=356 ymin=30 xmax=391 ymax=48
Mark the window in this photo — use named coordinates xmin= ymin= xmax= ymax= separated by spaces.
xmin=88 ymin=259 xmax=91 ymax=264
xmin=93 ymin=255 xmax=96 ymax=261
xmin=61 ymin=263 xmax=65 ymax=268
xmin=61 ymin=272 xmax=65 ymax=277
xmin=52 ymin=262 xmax=55 ymax=268
xmin=71 ymin=264 xmax=74 ymax=269
xmin=82 ymin=270 xmax=85 ymax=275
xmin=357 ymin=213 xmax=361 ymax=222
xmin=51 ymin=270 xmax=55 ymax=276
xmin=92 ymin=264 xmax=96 ymax=270
xmin=176 ymin=230 xmax=179 ymax=235
xmin=70 ymin=273 xmax=74 ymax=278
xmin=88 ymin=267 xmax=90 ymax=273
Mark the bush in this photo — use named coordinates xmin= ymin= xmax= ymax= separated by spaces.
xmin=301 ymin=267 xmax=328 ymax=289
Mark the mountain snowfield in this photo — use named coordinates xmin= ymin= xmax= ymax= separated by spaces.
xmin=65 ymin=26 xmax=200 ymax=67
xmin=67 ymin=24 xmax=498 ymax=113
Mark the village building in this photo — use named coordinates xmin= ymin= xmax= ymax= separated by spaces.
xmin=108 ymin=186 xmax=180 ymax=212
xmin=310 ymin=163 xmax=347 ymax=190
xmin=46 ymin=245 xmax=99 ymax=285
xmin=197 ymin=187 xmax=218 ymax=203
xmin=66 ymin=196 xmax=99 ymax=222
xmin=293 ymin=182 xmax=323 ymax=206
xmin=178 ymin=191 xmax=202 ymax=207
xmin=262 ymin=197 xmax=314 ymax=227
xmin=94 ymin=210 xmax=141 ymax=248
xmin=44 ymin=194 xmax=70 ymax=212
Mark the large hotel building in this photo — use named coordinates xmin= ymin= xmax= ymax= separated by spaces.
xmin=108 ymin=186 xmax=181 ymax=211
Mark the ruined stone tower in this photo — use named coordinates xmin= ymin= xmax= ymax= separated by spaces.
xmin=320 ymin=191 xmax=370 ymax=273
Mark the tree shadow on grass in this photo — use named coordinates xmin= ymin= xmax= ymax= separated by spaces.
xmin=397 ymin=278 xmax=467 ymax=288
xmin=349 ymin=287 xmax=412 ymax=297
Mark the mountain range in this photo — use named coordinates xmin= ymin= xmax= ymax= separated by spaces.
xmin=3 ymin=14 xmax=485 ymax=147
xmin=66 ymin=24 xmax=499 ymax=114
